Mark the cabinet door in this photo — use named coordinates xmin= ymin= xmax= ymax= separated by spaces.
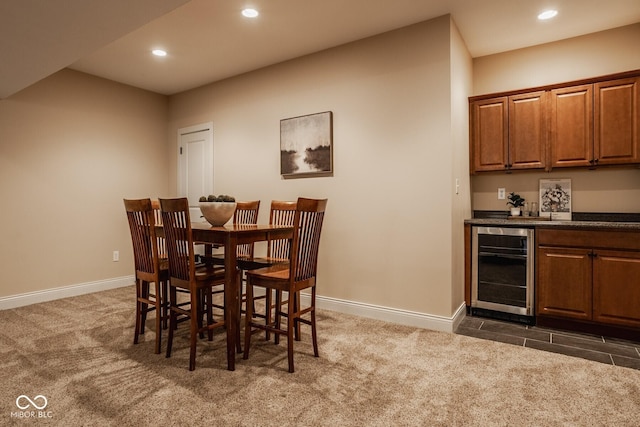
xmin=550 ymin=84 xmax=593 ymax=168
xmin=508 ymin=91 xmax=547 ymax=170
xmin=594 ymin=77 xmax=640 ymax=165
xmin=471 ymin=97 xmax=508 ymax=172
xmin=537 ymin=246 xmax=592 ymax=320
xmin=593 ymin=250 xmax=640 ymax=328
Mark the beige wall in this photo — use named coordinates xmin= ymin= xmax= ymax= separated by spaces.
xmin=471 ymin=24 xmax=640 ymax=213
xmin=0 ymin=69 xmax=170 ymax=297
xmin=450 ymin=21 xmax=473 ymax=314
xmin=6 ymin=16 xmax=634 ymax=322
xmin=473 ymin=23 xmax=640 ymax=95
xmin=168 ymin=16 xmax=469 ymax=318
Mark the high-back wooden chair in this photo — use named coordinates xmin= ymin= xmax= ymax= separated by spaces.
xmin=159 ymin=197 xmax=227 ymax=371
xmin=243 ymin=197 xmax=328 ymax=373
xmin=204 ymin=201 xmax=261 ymax=314
xmin=124 ymin=198 xmax=169 ymax=354
xmin=256 ymin=200 xmax=297 ymax=334
xmin=151 ymin=199 xmax=170 ymax=329
xmin=222 ymin=200 xmax=297 ymax=327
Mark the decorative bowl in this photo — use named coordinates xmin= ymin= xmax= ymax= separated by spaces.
xmin=199 ymin=202 xmax=236 ymax=226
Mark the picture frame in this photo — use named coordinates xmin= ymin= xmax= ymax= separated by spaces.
xmin=539 ymin=179 xmax=572 ymax=220
xmin=280 ymin=111 xmax=333 ymax=178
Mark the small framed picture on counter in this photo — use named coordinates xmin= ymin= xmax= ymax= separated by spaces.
xmin=539 ymin=179 xmax=572 ymax=220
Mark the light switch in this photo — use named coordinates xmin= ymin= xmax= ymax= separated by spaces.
xmin=498 ymin=188 xmax=506 ymax=200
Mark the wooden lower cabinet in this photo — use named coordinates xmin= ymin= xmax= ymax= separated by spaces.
xmin=593 ymin=250 xmax=640 ymax=328
xmin=537 ymin=246 xmax=592 ymax=320
xmin=536 ymin=228 xmax=640 ymax=332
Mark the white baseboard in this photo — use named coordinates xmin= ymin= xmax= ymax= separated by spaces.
xmin=0 ymin=276 xmax=134 ymax=310
xmin=0 ymin=276 xmax=467 ymax=334
xmin=301 ymin=293 xmax=467 ymax=333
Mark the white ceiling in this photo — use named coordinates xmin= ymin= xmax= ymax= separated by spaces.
xmin=2 ymin=0 xmax=640 ymax=98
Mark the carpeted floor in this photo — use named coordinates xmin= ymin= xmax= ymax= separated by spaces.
xmin=1 ymin=286 xmax=639 ymax=426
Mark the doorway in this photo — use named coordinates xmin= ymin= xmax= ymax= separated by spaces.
xmin=177 ymin=122 xmax=213 ymax=220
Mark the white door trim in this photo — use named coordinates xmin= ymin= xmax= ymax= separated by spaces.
xmin=177 ymin=122 xmax=213 ymax=200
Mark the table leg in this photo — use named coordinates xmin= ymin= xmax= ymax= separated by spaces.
xmin=224 ymin=234 xmax=239 ymax=370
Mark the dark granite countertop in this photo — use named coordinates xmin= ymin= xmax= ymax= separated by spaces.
xmin=465 ymin=211 xmax=640 ymax=231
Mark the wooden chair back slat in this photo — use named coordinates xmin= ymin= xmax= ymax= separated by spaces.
xmin=151 ymin=200 xmax=167 ymax=258
xmin=268 ymin=200 xmax=297 ymax=260
xmin=234 ymin=200 xmax=260 ymax=258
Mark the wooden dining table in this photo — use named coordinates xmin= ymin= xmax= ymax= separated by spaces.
xmin=157 ymin=221 xmax=294 ymax=371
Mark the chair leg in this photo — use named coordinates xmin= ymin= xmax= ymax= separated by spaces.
xmin=154 ymin=281 xmax=162 ymax=354
xmin=197 ymin=289 xmax=205 ymax=339
xmin=294 ymin=291 xmax=301 ymax=341
xmin=166 ymin=286 xmax=177 ymax=359
xmin=287 ymin=292 xmax=295 ymax=373
xmin=140 ymin=280 xmax=149 ymax=335
xmin=161 ymin=279 xmax=169 ymax=330
xmin=134 ymin=279 xmax=143 ymax=344
xmin=243 ymin=282 xmax=254 ymax=360
xmin=236 ymin=271 xmax=243 ymax=353
xmin=206 ymin=288 xmax=214 ymax=341
xmin=274 ymin=290 xmax=282 ymax=345
xmin=311 ymin=287 xmax=319 ymax=357
xmin=189 ymin=288 xmax=199 ymax=371
xmin=265 ymin=289 xmax=272 ymax=341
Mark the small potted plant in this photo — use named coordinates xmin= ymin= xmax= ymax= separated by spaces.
xmin=507 ymin=192 xmax=525 ymax=217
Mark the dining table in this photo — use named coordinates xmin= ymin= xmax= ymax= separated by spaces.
xmin=157 ymin=221 xmax=294 ymax=371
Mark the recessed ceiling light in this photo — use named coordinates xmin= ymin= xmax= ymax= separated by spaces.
xmin=152 ymin=49 xmax=167 ymax=57
xmin=242 ymin=8 xmax=259 ymax=18
xmin=538 ymin=10 xmax=558 ymax=20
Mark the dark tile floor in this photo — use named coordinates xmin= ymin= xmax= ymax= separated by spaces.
xmin=455 ymin=315 xmax=640 ymax=370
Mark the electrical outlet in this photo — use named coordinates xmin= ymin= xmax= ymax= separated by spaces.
xmin=498 ymin=188 xmax=506 ymax=200
xmin=113 ymin=250 xmax=119 ymax=262
xmin=455 ymin=178 xmax=460 ymax=195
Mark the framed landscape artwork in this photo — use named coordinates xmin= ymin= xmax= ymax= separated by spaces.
xmin=539 ymin=178 xmax=572 ymax=220
xmin=280 ymin=111 xmax=333 ymax=178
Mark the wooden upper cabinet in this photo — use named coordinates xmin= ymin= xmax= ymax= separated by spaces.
xmin=550 ymin=84 xmax=593 ymax=168
xmin=550 ymin=77 xmax=640 ymax=168
xmin=471 ymin=97 xmax=508 ymax=172
xmin=472 ymin=71 xmax=640 ymax=173
xmin=594 ymin=77 xmax=640 ymax=165
xmin=508 ymin=91 xmax=547 ymax=170
xmin=470 ymin=92 xmax=546 ymax=173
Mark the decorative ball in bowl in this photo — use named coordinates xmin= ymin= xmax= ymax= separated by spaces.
xmin=198 ymin=195 xmax=236 ymax=226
